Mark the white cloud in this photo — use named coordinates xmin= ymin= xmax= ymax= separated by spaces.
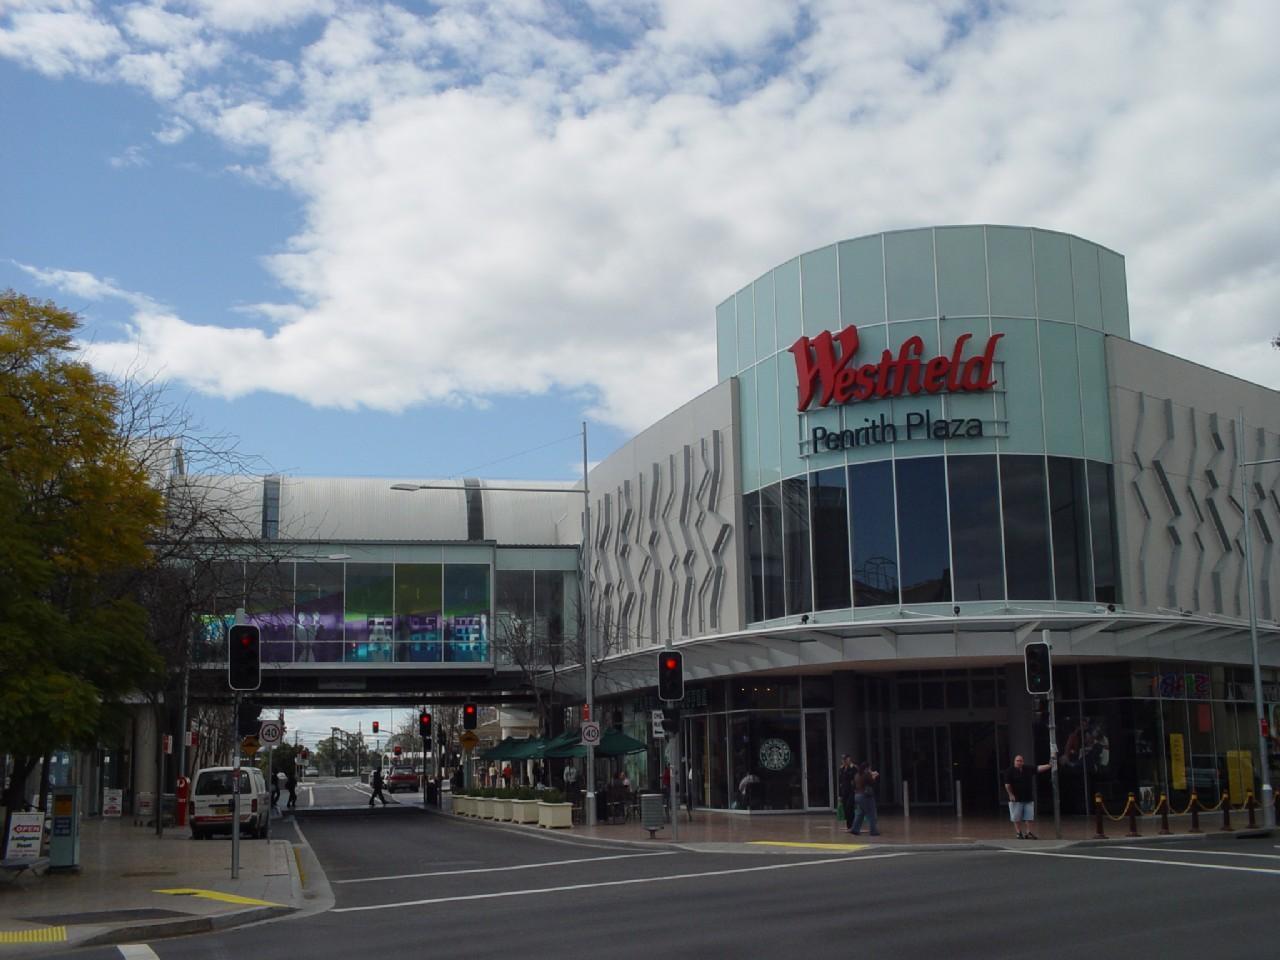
xmin=0 ymin=5 xmax=123 ymax=76
xmin=15 ymin=263 xmax=158 ymax=310
xmin=5 ymin=0 xmax=1280 ymax=433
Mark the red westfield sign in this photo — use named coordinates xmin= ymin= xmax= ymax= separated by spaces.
xmin=788 ymin=325 xmax=1003 ymax=412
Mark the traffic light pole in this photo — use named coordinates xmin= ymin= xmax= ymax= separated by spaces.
xmin=231 ymin=690 xmax=241 ymax=880
xmin=1042 ymin=629 xmax=1061 ymax=840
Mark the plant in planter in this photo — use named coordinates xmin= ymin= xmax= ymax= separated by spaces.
xmin=495 ymin=787 xmax=514 ymax=821
xmin=511 ymin=786 xmax=539 ymax=824
xmin=537 ymin=787 xmax=572 ymax=829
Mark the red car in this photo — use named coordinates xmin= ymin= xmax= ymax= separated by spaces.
xmin=385 ymin=766 xmax=419 ymax=793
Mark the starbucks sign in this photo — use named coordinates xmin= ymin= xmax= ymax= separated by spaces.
xmin=758 ymin=738 xmax=792 ymax=772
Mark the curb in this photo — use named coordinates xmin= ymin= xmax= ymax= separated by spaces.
xmin=75 ymin=905 xmax=297 ymax=948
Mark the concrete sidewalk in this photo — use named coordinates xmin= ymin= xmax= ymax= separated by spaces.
xmin=445 ymin=802 xmax=1274 ymax=852
xmin=0 ymin=813 xmax=316 ymax=956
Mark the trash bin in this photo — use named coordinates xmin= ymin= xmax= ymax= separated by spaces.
xmin=175 ymin=776 xmax=190 ymax=827
xmin=160 ymin=793 xmax=177 ymax=827
xmin=640 ymin=793 xmax=665 ymax=838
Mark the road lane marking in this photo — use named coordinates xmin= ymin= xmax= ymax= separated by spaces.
xmin=1002 ymin=849 xmax=1280 ymax=876
xmin=154 ymin=887 xmax=283 ymax=905
xmin=331 ymin=853 xmax=906 ymax=912
xmin=118 ymin=945 xmax=160 ymax=960
xmin=1111 ymin=845 xmax=1280 ymax=860
xmin=334 ymin=852 xmax=677 ymax=884
xmin=0 ymin=927 xmax=66 ymax=944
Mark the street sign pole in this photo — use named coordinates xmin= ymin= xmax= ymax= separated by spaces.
xmin=1043 ymin=629 xmax=1061 ymax=840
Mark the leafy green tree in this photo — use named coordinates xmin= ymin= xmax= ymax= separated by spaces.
xmin=0 ymin=291 xmax=165 ymax=813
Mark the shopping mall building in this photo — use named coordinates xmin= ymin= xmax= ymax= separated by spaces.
xmin=110 ymin=225 xmax=1280 ymax=819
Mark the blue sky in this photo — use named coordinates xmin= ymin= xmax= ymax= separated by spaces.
xmin=4 ymin=0 xmax=1280 ymax=486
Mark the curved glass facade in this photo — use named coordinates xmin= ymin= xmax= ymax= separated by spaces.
xmin=721 ymin=226 xmax=1128 ymax=621
xmin=743 ymin=453 xmax=1119 ymax=621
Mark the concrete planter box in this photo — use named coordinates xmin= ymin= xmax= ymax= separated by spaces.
xmin=481 ymin=797 xmax=500 ymax=819
xmin=511 ymin=799 xmax=539 ymax=824
xmin=538 ymin=801 xmax=573 ymax=829
xmin=496 ymin=798 xmax=513 ymax=821
xmin=456 ymin=796 xmax=474 ymax=816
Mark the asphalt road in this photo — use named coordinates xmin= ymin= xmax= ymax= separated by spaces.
xmin=289 ymin=775 xmax=422 ymax=810
xmin=60 ymin=813 xmax=1279 ymax=960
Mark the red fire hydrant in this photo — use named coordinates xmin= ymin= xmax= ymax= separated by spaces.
xmin=175 ymin=775 xmax=191 ymax=827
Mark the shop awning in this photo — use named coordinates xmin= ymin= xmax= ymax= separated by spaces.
xmin=543 ymin=729 xmax=647 ymax=758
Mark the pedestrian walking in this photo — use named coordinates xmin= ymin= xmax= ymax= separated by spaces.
xmin=1003 ymin=754 xmax=1051 ymax=838
xmin=286 ymin=771 xmax=297 ymax=810
xmin=850 ymin=761 xmax=880 ymax=836
xmin=369 ymin=766 xmax=388 ymax=806
xmin=271 ymin=771 xmax=283 ymax=812
xmin=837 ymin=755 xmax=856 ymax=831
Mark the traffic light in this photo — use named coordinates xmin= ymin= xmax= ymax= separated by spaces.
xmin=462 ymin=703 xmax=478 ymax=730
xmin=657 ymin=650 xmax=684 ymax=702
xmin=419 ymin=711 xmax=432 ymax=738
xmin=227 ymin=624 xmax=261 ymax=691
xmin=372 ymin=721 xmax=379 ymax=734
xmin=1024 ymin=641 xmax=1053 ymax=695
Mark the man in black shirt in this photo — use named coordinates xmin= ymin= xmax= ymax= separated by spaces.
xmin=1003 ymin=754 xmax=1051 ymax=839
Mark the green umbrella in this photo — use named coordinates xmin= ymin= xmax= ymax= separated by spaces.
xmin=597 ymin=729 xmax=648 ymax=757
xmin=480 ymin=737 xmax=519 ymax=761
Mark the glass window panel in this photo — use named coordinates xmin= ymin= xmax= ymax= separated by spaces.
xmin=1077 ymin=328 xmax=1111 ymax=461
xmin=782 ymin=477 xmax=812 ymax=615
xmin=884 ymin=229 xmax=937 ymax=322
xmin=889 ymin=318 xmax=945 ymax=458
xmin=760 ymin=483 xmax=785 ymax=619
xmin=444 ymin=564 xmax=490 ymax=662
xmin=843 ymin=324 xmax=891 ymax=465
xmin=921 ymin=680 xmax=944 ymax=710
xmin=295 ymin=562 xmax=344 ymax=662
xmin=194 ymin=561 xmax=242 ymax=663
xmin=896 ymin=456 xmax=952 ymax=603
xmin=801 ymin=676 xmax=834 ymax=707
xmin=993 ymin=318 xmax=1044 ymax=452
xmin=809 ymin=467 xmax=851 ymax=610
xmin=716 ymin=298 xmax=737 ymax=380
xmin=986 ymin=226 xmax=1035 ymax=318
xmin=738 ymin=365 xmax=760 ymax=493
xmin=838 ymin=235 xmax=886 ymax=328
xmin=395 ymin=563 xmax=443 ymax=663
xmin=1040 ymin=321 xmax=1084 ymax=457
xmin=801 ymin=245 xmax=838 ymax=337
xmin=1099 ymin=248 xmax=1130 ymax=337
xmin=494 ymin=569 xmax=535 ymax=665
xmin=735 ymin=285 xmax=755 ymax=368
xmin=534 ymin=569 xmax=567 ymax=647
xmin=946 ymin=679 xmax=969 ymax=708
xmin=935 ymin=226 xmax=989 ymax=317
xmin=345 ymin=563 xmax=394 ymax=662
xmin=756 ymin=270 xmax=778 ymax=358
xmin=246 ymin=561 xmax=293 ymax=663
xmin=948 ymin=454 xmax=1004 ymax=602
xmin=744 ymin=490 xmax=764 ymax=623
xmin=850 ymin=460 xmax=899 ymax=606
xmin=1048 ymin=457 xmax=1091 ymax=601
xmin=1032 ymin=230 xmax=1074 ymax=322
xmin=1070 ymin=236 xmax=1103 ymax=329
xmin=1001 ymin=455 xmax=1052 ymax=599
xmin=773 ymin=259 xmax=799 ymax=350
xmin=941 ymin=315 xmax=997 ymax=454
xmin=757 ymin=355 xmax=781 ymax=486
xmin=1088 ymin=460 xmax=1121 ymax=604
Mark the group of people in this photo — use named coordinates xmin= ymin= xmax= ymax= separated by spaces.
xmin=837 ymin=756 xmax=881 ymax=836
xmin=270 ymin=770 xmax=297 ymax=812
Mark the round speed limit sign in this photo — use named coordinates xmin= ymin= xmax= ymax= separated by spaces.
xmin=259 ymin=721 xmax=283 ymax=746
xmin=580 ymin=721 xmax=601 ymax=746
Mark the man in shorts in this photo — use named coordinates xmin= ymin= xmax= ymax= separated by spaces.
xmin=1003 ymin=754 xmax=1051 ymax=839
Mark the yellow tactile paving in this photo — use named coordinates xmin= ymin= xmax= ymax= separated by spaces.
xmin=0 ymin=926 xmax=67 ymax=944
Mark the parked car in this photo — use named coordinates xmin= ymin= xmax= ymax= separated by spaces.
xmin=190 ymin=766 xmax=270 ymax=840
xmin=386 ymin=766 xmax=419 ymax=793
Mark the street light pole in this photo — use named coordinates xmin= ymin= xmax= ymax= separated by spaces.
xmin=581 ymin=421 xmax=597 ymax=827
xmin=1238 ymin=413 xmax=1277 ymax=828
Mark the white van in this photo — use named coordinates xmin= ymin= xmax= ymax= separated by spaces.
xmin=190 ymin=766 xmax=270 ymax=839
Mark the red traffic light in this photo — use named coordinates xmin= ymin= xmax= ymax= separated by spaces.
xmin=393 ymin=745 xmax=402 ymax=755
xmin=664 ymin=656 xmax=677 ymax=670
xmin=463 ymin=703 xmax=478 ymax=730
xmin=372 ymin=721 xmax=379 ymax=733
xmin=464 ymin=704 xmax=476 ymax=716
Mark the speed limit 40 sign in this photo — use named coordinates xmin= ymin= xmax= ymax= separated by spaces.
xmin=580 ymin=721 xmax=601 ymax=746
xmin=259 ymin=720 xmax=283 ymax=746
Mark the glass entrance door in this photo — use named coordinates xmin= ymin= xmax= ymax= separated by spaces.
xmin=802 ymin=710 xmax=832 ymax=809
xmin=898 ymin=724 xmax=953 ymax=806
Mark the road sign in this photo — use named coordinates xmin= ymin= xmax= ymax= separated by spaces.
xmin=241 ymin=735 xmax=260 ymax=756
xmin=259 ymin=720 xmax=283 ymax=746
xmin=460 ymin=730 xmax=479 ymax=752
xmin=651 ymin=709 xmax=665 ymax=725
xmin=580 ymin=721 xmax=601 ymax=746
xmin=162 ymin=734 xmax=173 ymax=755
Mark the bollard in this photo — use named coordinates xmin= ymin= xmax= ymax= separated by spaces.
xmin=1158 ymin=794 xmax=1171 ymax=835
xmin=1189 ymin=793 xmax=1202 ymax=833
xmin=1246 ymin=791 xmax=1257 ymax=829
xmin=1093 ymin=793 xmax=1106 ymax=839
xmin=1221 ymin=791 xmax=1232 ymax=832
xmin=1126 ymin=792 xmax=1140 ymax=837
